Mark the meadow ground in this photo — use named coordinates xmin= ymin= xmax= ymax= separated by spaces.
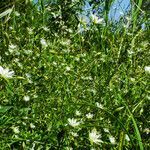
xmin=0 ymin=0 xmax=149 ymax=149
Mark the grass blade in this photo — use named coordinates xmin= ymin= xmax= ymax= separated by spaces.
xmin=125 ymin=105 xmax=144 ymax=150
xmin=0 ymin=8 xmax=13 ymax=19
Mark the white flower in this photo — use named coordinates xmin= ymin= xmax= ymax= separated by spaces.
xmin=60 ymin=39 xmax=71 ymax=46
xmin=125 ymin=134 xmax=130 ymax=141
xmin=31 ymin=143 xmax=36 ymax=150
xmin=130 ymin=77 xmax=135 ymax=82
xmin=27 ymin=27 xmax=33 ymax=34
xmin=52 ymin=62 xmax=57 ymax=66
xmin=24 ymin=49 xmax=32 ymax=55
xmin=23 ymin=116 xmax=28 ymax=119
xmin=14 ymin=11 xmax=20 ymax=16
xmin=70 ymin=132 xmax=78 ymax=137
xmin=91 ymin=14 xmax=103 ymax=24
xmin=96 ymin=102 xmax=103 ymax=109
xmin=75 ymin=57 xmax=80 ymax=62
xmin=104 ymin=128 xmax=109 ymax=133
xmin=33 ymin=94 xmax=38 ymax=98
xmin=30 ymin=123 xmax=35 ymax=129
xmin=109 ymin=136 xmax=116 ymax=144
xmin=23 ymin=95 xmax=30 ymax=102
xmin=40 ymin=38 xmax=48 ymax=47
xmin=9 ymin=26 xmax=13 ymax=30
xmin=144 ymin=66 xmax=150 ymax=73
xmin=0 ymin=66 xmax=14 ymax=78
xmin=72 ymin=0 xmax=79 ymax=3
xmin=66 ymin=147 xmax=73 ymax=150
xmin=42 ymin=26 xmax=50 ymax=31
xmin=11 ymin=126 xmax=20 ymax=134
xmin=143 ymin=128 xmax=150 ymax=134
xmin=89 ymin=128 xmax=103 ymax=145
xmin=86 ymin=113 xmax=93 ymax=119
xmin=9 ymin=44 xmax=17 ymax=50
xmin=79 ymin=15 xmax=88 ymax=25
xmin=66 ymin=66 xmax=71 ymax=71
xmin=68 ymin=118 xmax=80 ymax=127
xmin=25 ymin=73 xmax=31 ymax=78
xmin=75 ymin=110 xmax=81 ymax=116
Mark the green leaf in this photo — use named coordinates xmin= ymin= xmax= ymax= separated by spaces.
xmin=0 ymin=105 xmax=12 ymax=113
xmin=114 ymin=106 xmax=124 ymax=112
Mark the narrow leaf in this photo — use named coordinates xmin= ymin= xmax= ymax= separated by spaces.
xmin=0 ymin=8 xmax=13 ymax=19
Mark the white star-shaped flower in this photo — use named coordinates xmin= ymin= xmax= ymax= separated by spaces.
xmin=0 ymin=66 xmax=14 ymax=78
xmin=86 ymin=113 xmax=94 ymax=119
xmin=23 ymin=95 xmax=30 ymax=102
xmin=89 ymin=128 xmax=103 ymax=145
xmin=144 ymin=66 xmax=150 ymax=73
xmin=91 ymin=14 xmax=103 ymax=24
xmin=68 ymin=118 xmax=80 ymax=127
xmin=40 ymin=38 xmax=48 ymax=47
xmin=109 ymin=135 xmax=116 ymax=144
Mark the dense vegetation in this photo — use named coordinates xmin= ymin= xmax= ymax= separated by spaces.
xmin=0 ymin=0 xmax=149 ymax=149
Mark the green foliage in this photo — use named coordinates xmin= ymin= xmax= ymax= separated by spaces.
xmin=0 ymin=0 xmax=149 ymax=149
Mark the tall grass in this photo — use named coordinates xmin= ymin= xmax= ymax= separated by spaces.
xmin=0 ymin=0 xmax=149 ymax=149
